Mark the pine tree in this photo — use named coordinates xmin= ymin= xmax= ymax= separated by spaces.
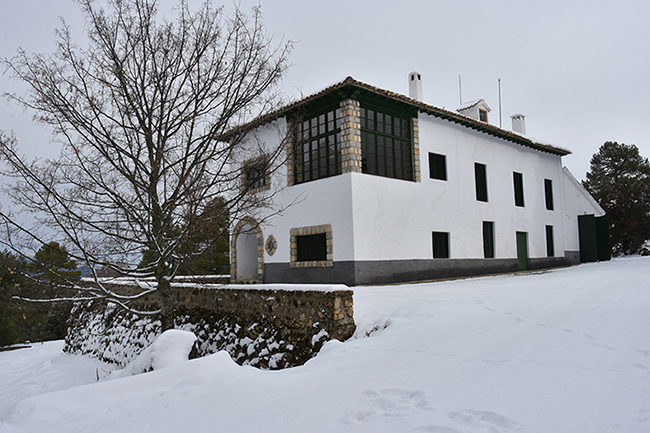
xmin=20 ymin=243 xmax=81 ymax=341
xmin=0 ymin=251 xmax=27 ymax=346
xmin=582 ymin=142 xmax=650 ymax=255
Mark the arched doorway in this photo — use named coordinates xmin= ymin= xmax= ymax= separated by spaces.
xmin=231 ymin=217 xmax=264 ymax=283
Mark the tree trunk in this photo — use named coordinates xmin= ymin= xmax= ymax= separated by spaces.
xmin=157 ymin=276 xmax=175 ymax=331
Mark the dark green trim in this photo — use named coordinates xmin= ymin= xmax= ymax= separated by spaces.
xmin=544 ymin=179 xmax=554 ymax=210
xmin=296 ymin=233 xmax=328 ymax=262
xmin=595 ymin=216 xmax=611 ymax=261
xmin=513 ymin=172 xmax=525 ymax=207
xmin=356 ymin=94 xmax=418 ymax=120
xmin=483 ymin=221 xmax=495 ymax=259
xmin=516 ymin=231 xmax=529 ymax=271
xmin=475 ymin=163 xmax=488 ymax=202
xmin=429 ymin=153 xmax=447 ymax=181
xmin=432 ymin=231 xmax=450 ymax=259
xmin=545 ymin=225 xmax=555 ymax=257
xmin=578 ymin=215 xmax=598 ymax=263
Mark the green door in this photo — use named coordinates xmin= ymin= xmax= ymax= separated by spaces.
xmin=578 ymin=214 xmax=598 ymax=263
xmin=516 ymin=231 xmax=529 ymax=271
xmin=595 ymin=215 xmax=612 ymax=261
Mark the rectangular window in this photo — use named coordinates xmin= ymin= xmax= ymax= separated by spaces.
xmin=242 ymin=156 xmax=269 ymax=193
xmin=479 ymin=109 xmax=488 ymax=122
xmin=545 ymin=225 xmax=555 ymax=257
xmin=544 ymin=179 xmax=554 ymax=210
xmin=296 ymin=233 xmax=327 ymax=262
xmin=513 ymin=172 xmax=525 ymax=207
xmin=294 ymin=108 xmax=342 ymax=184
xmin=475 ymin=163 xmax=488 ymax=202
xmin=429 ymin=153 xmax=447 ymax=180
xmin=432 ymin=231 xmax=450 ymax=259
xmin=360 ymin=107 xmax=413 ymax=181
xmin=483 ymin=221 xmax=495 ymax=258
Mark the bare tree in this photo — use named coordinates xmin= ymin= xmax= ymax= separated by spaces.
xmin=0 ymin=0 xmax=292 ymax=330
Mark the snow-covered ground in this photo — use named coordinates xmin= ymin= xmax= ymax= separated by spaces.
xmin=1 ymin=257 xmax=649 ymax=432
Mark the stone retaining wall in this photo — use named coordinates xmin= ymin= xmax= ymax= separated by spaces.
xmin=65 ymin=282 xmax=355 ymax=370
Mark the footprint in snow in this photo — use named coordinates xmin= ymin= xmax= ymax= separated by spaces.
xmin=447 ymin=409 xmax=524 ymax=432
xmin=340 ymin=389 xmax=435 ymax=424
xmin=417 ymin=426 xmax=463 ymax=433
xmin=505 ymin=312 xmax=524 ymax=322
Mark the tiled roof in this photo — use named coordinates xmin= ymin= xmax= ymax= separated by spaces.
xmin=230 ymin=77 xmax=571 ymax=156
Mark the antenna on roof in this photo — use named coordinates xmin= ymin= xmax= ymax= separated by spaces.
xmin=458 ymin=75 xmax=463 ymax=106
xmin=498 ymin=78 xmax=502 ymax=128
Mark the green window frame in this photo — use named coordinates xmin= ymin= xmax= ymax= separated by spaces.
xmin=483 ymin=221 xmax=495 ymax=258
xmin=294 ymin=108 xmax=342 ymax=184
xmin=429 ymin=152 xmax=447 ymax=181
xmin=360 ymin=107 xmax=413 ymax=181
xmin=546 ymin=225 xmax=555 ymax=257
xmin=432 ymin=231 xmax=450 ymax=259
xmin=544 ymin=179 xmax=554 ymax=210
xmin=475 ymin=163 xmax=488 ymax=202
xmin=296 ymin=233 xmax=327 ymax=262
xmin=513 ymin=172 xmax=525 ymax=207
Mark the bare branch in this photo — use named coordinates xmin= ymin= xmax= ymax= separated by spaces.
xmin=0 ymin=0 xmax=292 ymax=330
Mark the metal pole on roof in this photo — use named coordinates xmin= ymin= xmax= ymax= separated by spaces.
xmin=498 ymin=78 xmax=502 ymax=128
xmin=458 ymin=75 xmax=462 ymax=106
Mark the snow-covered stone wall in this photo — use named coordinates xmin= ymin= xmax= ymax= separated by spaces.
xmin=65 ymin=283 xmax=355 ymax=370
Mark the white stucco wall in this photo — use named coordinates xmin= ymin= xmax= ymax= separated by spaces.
xmin=348 ymin=113 xmax=567 ymax=261
xmin=561 ymin=167 xmax=605 ymax=251
xmin=235 ymin=118 xmax=356 ymax=264
xmin=263 ymin=174 xmax=356 ymax=263
xmin=238 ymin=110 xmax=602 ymax=265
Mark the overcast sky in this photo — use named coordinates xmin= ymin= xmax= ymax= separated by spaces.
xmin=1 ymin=0 xmax=649 ymax=180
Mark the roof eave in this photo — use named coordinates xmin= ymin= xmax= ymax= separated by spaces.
xmin=226 ymin=77 xmax=571 ymax=157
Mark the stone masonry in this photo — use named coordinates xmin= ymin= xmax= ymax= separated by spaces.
xmin=65 ymin=281 xmax=355 ymax=370
xmin=412 ymin=117 xmax=421 ymax=183
xmin=340 ymin=99 xmax=362 ymax=174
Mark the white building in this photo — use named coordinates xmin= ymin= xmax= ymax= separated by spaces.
xmin=230 ymin=75 xmax=609 ymax=285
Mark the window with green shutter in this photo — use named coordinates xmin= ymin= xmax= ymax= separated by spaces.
xmin=545 ymin=225 xmax=554 ymax=257
xmin=429 ymin=153 xmax=447 ymax=181
xmin=544 ymin=179 xmax=554 ymax=210
xmin=360 ymin=107 xmax=412 ymax=181
xmin=513 ymin=172 xmax=525 ymax=207
xmin=294 ymin=108 xmax=342 ymax=184
xmin=483 ymin=221 xmax=495 ymax=258
xmin=475 ymin=163 xmax=488 ymax=202
xmin=296 ymin=233 xmax=327 ymax=262
xmin=432 ymin=231 xmax=450 ymax=259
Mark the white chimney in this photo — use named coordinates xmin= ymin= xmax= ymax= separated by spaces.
xmin=511 ymin=114 xmax=526 ymax=135
xmin=409 ymin=71 xmax=423 ymax=101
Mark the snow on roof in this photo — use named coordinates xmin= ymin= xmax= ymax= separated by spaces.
xmin=457 ymin=98 xmax=492 ymax=112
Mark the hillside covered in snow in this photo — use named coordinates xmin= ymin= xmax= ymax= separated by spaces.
xmin=1 ymin=257 xmax=649 ymax=432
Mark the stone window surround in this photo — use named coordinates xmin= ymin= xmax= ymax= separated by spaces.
xmin=290 ymin=224 xmax=333 ymax=268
